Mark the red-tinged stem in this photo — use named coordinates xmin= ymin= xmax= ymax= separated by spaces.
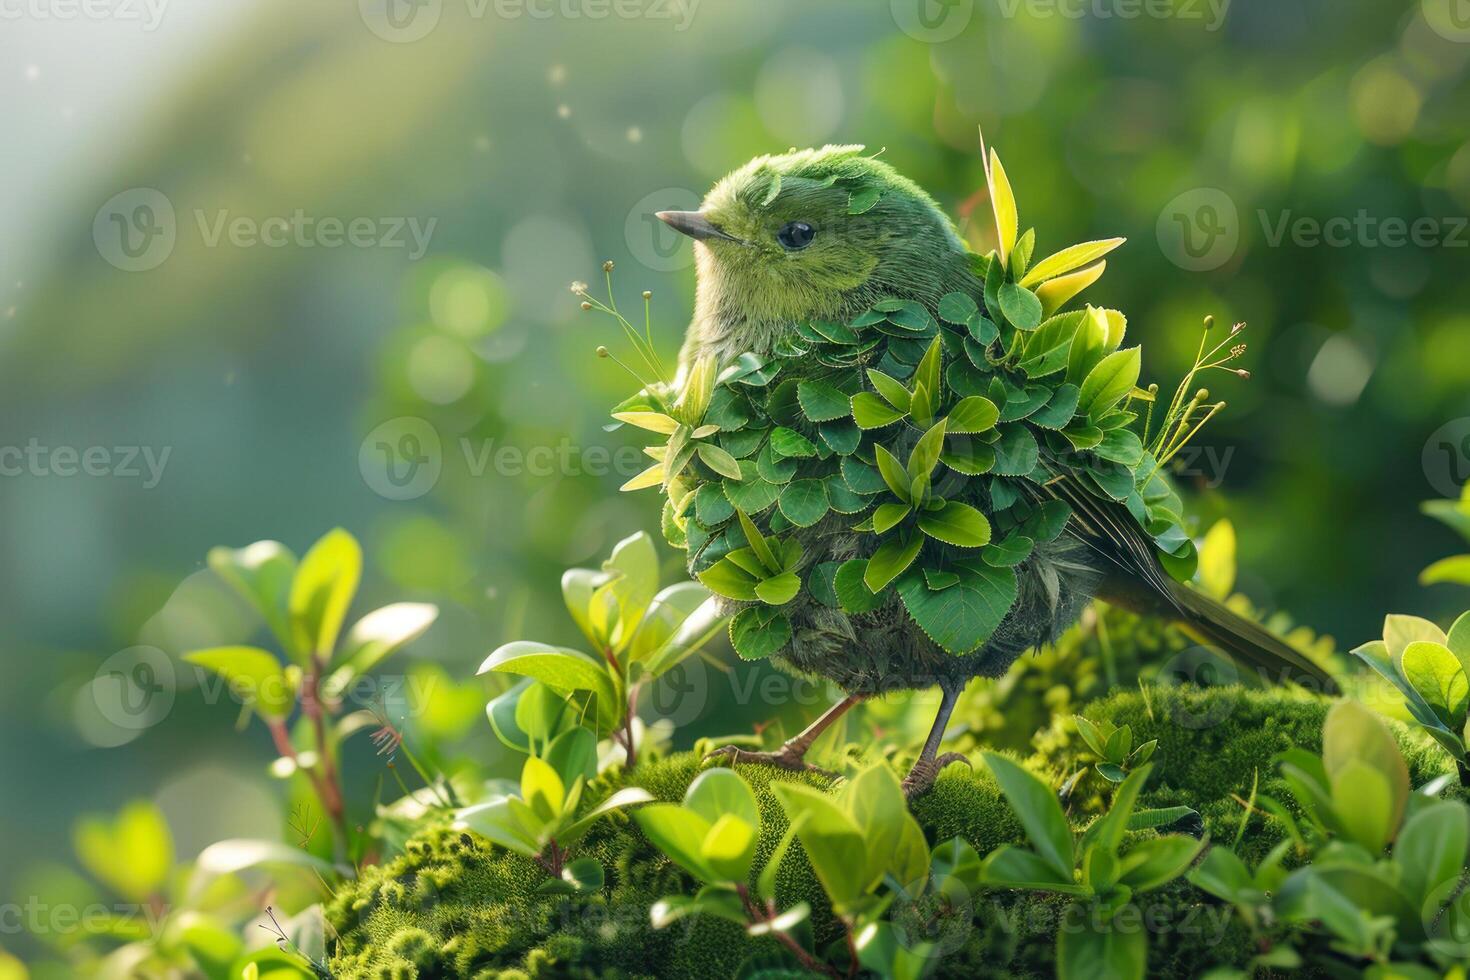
xmin=299 ymin=657 xmax=349 ymax=859
xmin=736 ymin=885 xmax=839 ymax=978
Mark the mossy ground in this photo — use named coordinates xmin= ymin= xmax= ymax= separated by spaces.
xmin=325 ymin=686 xmax=1457 ymax=979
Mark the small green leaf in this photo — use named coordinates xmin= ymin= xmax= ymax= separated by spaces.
xmin=998 ymin=283 xmax=1043 ymax=331
xmin=769 ymin=427 xmax=817 ymax=458
xmin=1401 ymin=640 xmax=1469 ymax=729
xmin=796 ymin=381 xmax=852 ymax=422
xmin=834 ymin=560 xmax=886 ymax=613
xmin=848 ymin=186 xmax=881 ymax=214
xmin=1078 ymin=347 xmax=1141 ymax=419
xmin=946 ymin=396 xmax=1000 ymax=434
xmin=983 ymin=753 xmax=1075 ymax=881
xmin=982 ymin=534 xmax=1034 ymax=567
xmin=729 ymin=608 xmax=791 ymax=660
xmin=907 ymin=419 xmax=948 ymax=482
xmin=874 ymin=445 xmax=912 ymax=503
xmin=897 ymin=561 xmax=1017 ymax=654
xmin=778 ymin=479 xmax=829 ymax=528
xmin=184 ymin=646 xmax=293 ymax=717
xmin=697 ymin=443 xmax=744 ymax=480
xmin=698 ymin=558 xmax=760 ymax=601
xmin=1057 ymin=918 xmax=1147 ymax=980
xmin=737 ymin=510 xmax=781 ymax=575
xmin=754 ymin=572 xmax=801 ymax=606
xmin=917 ymin=500 xmax=992 ymax=548
xmin=864 ymin=533 xmax=924 ymax=593
xmin=288 ymin=528 xmax=362 ymax=661
xmin=866 ymin=369 xmax=913 ymax=413
xmin=851 ymin=392 xmax=906 ymax=429
xmin=938 ymin=291 xmax=979 ymax=324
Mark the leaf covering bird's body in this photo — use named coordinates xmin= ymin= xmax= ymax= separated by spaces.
xmin=609 ymin=143 xmax=1334 ymax=793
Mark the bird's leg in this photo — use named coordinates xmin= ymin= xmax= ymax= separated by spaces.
xmin=902 ymin=684 xmax=971 ymax=798
xmin=705 ymin=694 xmax=863 ymax=779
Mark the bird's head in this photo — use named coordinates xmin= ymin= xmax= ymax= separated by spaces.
xmin=660 ymin=146 xmax=971 ymax=345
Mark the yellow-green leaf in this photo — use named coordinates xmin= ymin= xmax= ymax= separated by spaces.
xmin=988 ymin=148 xmax=1018 ymax=265
xmin=1019 ymin=237 xmax=1125 ymax=288
xmin=288 ymin=528 xmax=362 ymax=661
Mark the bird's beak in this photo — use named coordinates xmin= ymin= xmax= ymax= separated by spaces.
xmin=656 ymin=210 xmax=744 ymax=244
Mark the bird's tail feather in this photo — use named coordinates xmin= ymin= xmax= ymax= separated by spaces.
xmin=1099 ymin=573 xmax=1338 ymax=694
xmin=1165 ymin=579 xmax=1338 ymax=694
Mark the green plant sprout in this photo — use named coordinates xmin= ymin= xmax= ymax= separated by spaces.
xmin=479 ymin=531 xmax=724 ymax=767
xmin=454 ymin=727 xmax=653 ymax=882
xmin=980 ymin=755 xmax=1205 ymax=979
xmin=639 ymin=764 xmax=938 ymax=978
xmin=186 ymin=528 xmax=439 ymax=860
xmin=1072 ymin=714 xmax=1158 ymax=783
xmin=1351 ymin=612 xmax=1470 ymax=784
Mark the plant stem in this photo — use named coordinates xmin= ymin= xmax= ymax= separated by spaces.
xmin=301 ymin=659 xmax=350 ymax=860
xmin=734 ymin=885 xmax=840 ymax=978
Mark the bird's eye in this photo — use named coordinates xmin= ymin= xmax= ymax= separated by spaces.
xmin=777 ymin=221 xmax=816 ymax=251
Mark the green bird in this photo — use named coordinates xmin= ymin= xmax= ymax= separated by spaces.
xmin=630 ymin=144 xmax=1333 ymax=795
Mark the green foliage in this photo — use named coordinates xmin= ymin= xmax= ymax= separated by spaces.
xmin=455 ymin=741 xmax=653 ymax=882
xmin=1351 ymin=611 xmax=1470 ymax=777
xmin=187 ymin=528 xmax=440 ymax=863
xmin=1191 ymin=700 xmax=1470 ymax=974
xmin=481 ymin=531 xmax=724 ymax=761
xmin=980 ymin=758 xmax=1204 ymax=980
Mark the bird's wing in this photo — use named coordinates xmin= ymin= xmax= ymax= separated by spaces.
xmin=1019 ymin=467 xmax=1182 ymax=609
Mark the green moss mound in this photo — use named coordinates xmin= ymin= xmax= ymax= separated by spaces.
xmin=326 ymin=687 xmax=1452 ymax=978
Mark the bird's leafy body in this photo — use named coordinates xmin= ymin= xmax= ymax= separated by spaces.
xmin=609 ymin=144 xmax=1331 ymax=695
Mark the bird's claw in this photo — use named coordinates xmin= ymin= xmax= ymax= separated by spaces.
xmin=902 ymin=752 xmax=972 ymax=798
xmin=703 ymin=744 xmax=839 ymax=780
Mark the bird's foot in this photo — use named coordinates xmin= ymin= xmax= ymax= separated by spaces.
xmin=703 ymin=743 xmax=839 ymax=780
xmin=902 ymin=752 xmax=971 ymax=798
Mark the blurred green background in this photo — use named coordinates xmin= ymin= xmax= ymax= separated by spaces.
xmin=4 ymin=0 xmax=1470 ymax=957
